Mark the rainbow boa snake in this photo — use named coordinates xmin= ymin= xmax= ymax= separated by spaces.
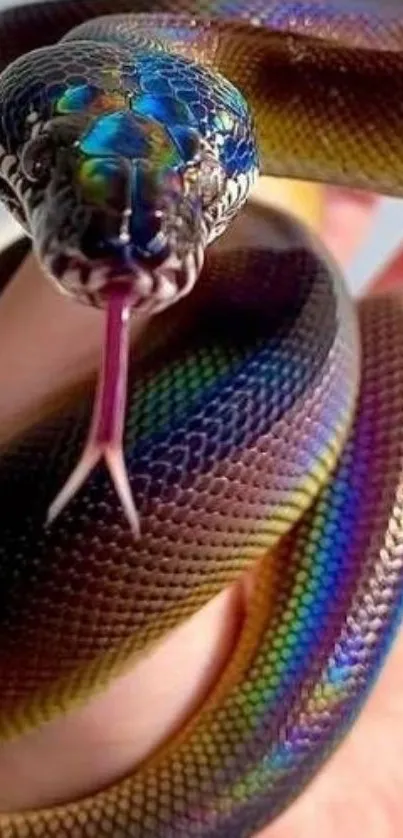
xmin=0 ymin=0 xmax=403 ymax=835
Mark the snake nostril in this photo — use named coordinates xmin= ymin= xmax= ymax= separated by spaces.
xmin=76 ymin=211 xmax=130 ymax=261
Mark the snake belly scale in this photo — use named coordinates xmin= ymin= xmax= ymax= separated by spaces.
xmin=0 ymin=2 xmax=403 ymax=836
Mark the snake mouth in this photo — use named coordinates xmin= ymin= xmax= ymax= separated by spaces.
xmin=45 ymin=240 xmax=205 ymax=311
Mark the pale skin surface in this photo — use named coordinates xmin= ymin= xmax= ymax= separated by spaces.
xmin=0 ymin=181 xmax=402 ymax=836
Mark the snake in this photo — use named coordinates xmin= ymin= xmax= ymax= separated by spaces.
xmin=0 ymin=0 xmax=403 ymax=835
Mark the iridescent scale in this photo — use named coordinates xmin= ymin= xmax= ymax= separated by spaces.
xmin=0 ymin=4 xmax=403 ymax=838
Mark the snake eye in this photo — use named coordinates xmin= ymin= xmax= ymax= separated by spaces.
xmin=185 ymin=154 xmax=225 ymax=208
xmin=199 ymin=156 xmax=226 ymax=206
xmin=20 ymin=134 xmax=55 ymax=184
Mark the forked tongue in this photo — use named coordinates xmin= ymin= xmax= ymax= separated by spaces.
xmin=46 ymin=284 xmax=140 ymax=536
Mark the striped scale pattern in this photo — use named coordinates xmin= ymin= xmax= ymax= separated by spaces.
xmin=0 ymin=208 xmax=357 ymax=737
xmin=0 ymin=3 xmax=403 ymax=837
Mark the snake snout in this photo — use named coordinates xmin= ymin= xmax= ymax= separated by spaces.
xmin=33 ymin=151 xmax=207 ymax=311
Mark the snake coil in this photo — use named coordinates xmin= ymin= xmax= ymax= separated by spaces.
xmin=0 ymin=2 xmax=403 ymax=837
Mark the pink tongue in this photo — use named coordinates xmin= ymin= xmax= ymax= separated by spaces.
xmin=46 ymin=283 xmax=140 ymax=537
xmin=93 ymin=284 xmax=131 ymax=446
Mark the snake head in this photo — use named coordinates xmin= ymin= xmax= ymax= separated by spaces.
xmin=13 ymin=109 xmax=216 ymax=313
xmin=0 ymin=40 xmax=231 ymax=316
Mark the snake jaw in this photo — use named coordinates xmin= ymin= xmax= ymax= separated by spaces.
xmin=46 ymin=282 xmax=141 ymax=537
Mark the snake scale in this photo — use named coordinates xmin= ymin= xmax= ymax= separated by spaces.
xmin=0 ymin=0 xmax=403 ymax=835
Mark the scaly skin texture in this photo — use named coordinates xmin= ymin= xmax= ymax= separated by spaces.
xmin=0 ymin=2 xmax=403 ymax=837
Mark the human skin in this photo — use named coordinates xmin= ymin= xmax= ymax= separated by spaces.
xmin=0 ymin=183 xmax=401 ymax=837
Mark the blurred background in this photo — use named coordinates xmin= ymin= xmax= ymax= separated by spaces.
xmin=0 ymin=0 xmax=402 ymax=294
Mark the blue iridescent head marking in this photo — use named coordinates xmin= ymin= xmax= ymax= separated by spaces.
xmin=20 ymin=101 xmax=217 ymax=311
xmin=0 ymin=40 xmax=258 ymax=313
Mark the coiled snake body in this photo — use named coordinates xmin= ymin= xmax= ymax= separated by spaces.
xmin=0 ymin=1 xmax=403 ymax=835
